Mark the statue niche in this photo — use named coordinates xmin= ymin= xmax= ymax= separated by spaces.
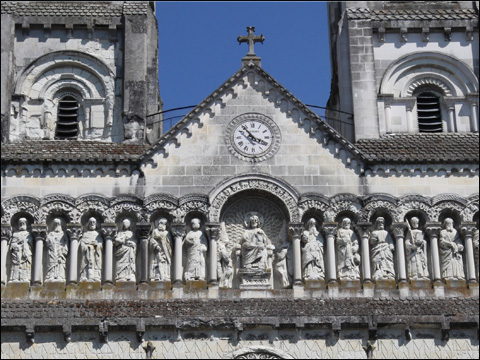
xmin=149 ymin=217 xmax=172 ymax=282
xmin=79 ymin=217 xmax=103 ymax=282
xmin=9 ymin=217 xmax=33 ymax=283
xmin=45 ymin=218 xmax=69 ymax=282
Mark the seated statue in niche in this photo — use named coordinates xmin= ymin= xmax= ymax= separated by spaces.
xmin=9 ymin=217 xmax=33 ymax=283
xmin=369 ymin=217 xmax=395 ymax=281
xmin=301 ymin=218 xmax=325 ymax=281
xmin=114 ymin=219 xmax=137 ymax=282
xmin=79 ymin=217 xmax=104 ymax=282
xmin=241 ymin=214 xmax=275 ymax=271
xmin=45 ymin=218 xmax=69 ymax=282
xmin=149 ymin=218 xmax=172 ymax=281
xmin=184 ymin=218 xmax=208 ymax=281
xmin=405 ymin=217 xmax=429 ymax=280
xmin=336 ymin=218 xmax=360 ymax=280
xmin=217 ymin=241 xmax=233 ymax=288
xmin=439 ymin=218 xmax=465 ymax=280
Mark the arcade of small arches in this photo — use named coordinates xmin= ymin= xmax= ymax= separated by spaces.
xmin=1 ymin=188 xmax=478 ymax=292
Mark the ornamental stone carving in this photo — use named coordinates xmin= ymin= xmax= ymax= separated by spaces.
xmin=45 ymin=218 xmax=69 ymax=282
xmin=429 ymin=201 xmax=466 ymax=223
xmin=217 ymin=240 xmax=234 ymax=288
xmin=275 ymin=222 xmax=293 ymax=289
xmin=336 ymin=218 xmax=361 ymax=280
xmin=114 ymin=219 xmax=137 ymax=282
xmin=1 ymin=196 xmax=39 ymax=224
xmin=184 ymin=218 xmax=208 ymax=281
xmin=369 ymin=217 xmax=395 ymax=281
xmin=439 ymin=218 xmax=465 ymax=280
xmin=79 ymin=217 xmax=104 ymax=282
xmin=9 ymin=218 xmax=33 ymax=283
xmin=37 ymin=197 xmax=76 ymax=224
xmin=405 ymin=217 xmax=429 ymax=280
xmin=241 ymin=213 xmax=275 ymax=271
xmin=149 ymin=218 xmax=172 ymax=281
xmin=360 ymin=199 xmax=397 ymax=223
xmin=301 ymin=218 xmax=325 ymax=281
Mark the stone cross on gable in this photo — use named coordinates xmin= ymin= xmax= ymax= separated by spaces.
xmin=237 ymin=26 xmax=265 ymax=57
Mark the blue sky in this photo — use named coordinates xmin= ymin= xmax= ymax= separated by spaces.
xmin=156 ymin=2 xmax=331 ymax=119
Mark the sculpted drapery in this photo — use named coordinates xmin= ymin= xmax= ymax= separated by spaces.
xmin=439 ymin=218 xmax=465 ymax=280
xmin=45 ymin=218 xmax=69 ymax=282
xmin=405 ymin=217 xmax=429 ymax=280
xmin=9 ymin=218 xmax=33 ymax=282
xmin=79 ymin=217 xmax=103 ymax=282
xmin=184 ymin=218 xmax=208 ymax=281
xmin=301 ymin=218 xmax=325 ymax=281
xmin=336 ymin=218 xmax=360 ymax=280
xmin=114 ymin=219 xmax=137 ymax=282
xmin=149 ymin=218 xmax=172 ymax=281
xmin=369 ymin=217 xmax=395 ymax=281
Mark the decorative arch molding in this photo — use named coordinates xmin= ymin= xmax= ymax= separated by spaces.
xmin=144 ymin=193 xmax=179 ymax=222
xmin=298 ymin=193 xmax=330 ymax=219
xmin=208 ymin=174 xmax=300 ymax=223
xmin=1 ymin=195 xmax=40 ymax=224
xmin=360 ymin=194 xmax=398 ymax=223
xmin=37 ymin=194 xmax=77 ymax=224
xmin=103 ymin=195 xmax=145 ymax=223
xmin=324 ymin=194 xmax=363 ymax=223
xmin=405 ymin=74 xmax=454 ymax=97
xmin=225 ymin=346 xmax=294 ymax=359
xmin=380 ymin=52 xmax=478 ymax=97
xmin=395 ymin=195 xmax=433 ymax=223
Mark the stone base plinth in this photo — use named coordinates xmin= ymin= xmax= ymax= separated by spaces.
xmin=239 ymin=269 xmax=271 ymax=290
xmin=374 ymin=279 xmax=397 ymax=289
xmin=115 ymin=281 xmax=137 ymax=291
xmin=410 ymin=279 xmax=432 ymax=289
xmin=31 ymin=281 xmax=66 ymax=300
xmin=78 ymin=281 xmax=102 ymax=291
xmin=445 ymin=279 xmax=467 ymax=288
xmin=4 ymin=282 xmax=30 ymax=299
xmin=185 ymin=280 xmax=207 ymax=290
xmin=339 ymin=279 xmax=361 ymax=289
xmin=304 ymin=279 xmax=326 ymax=290
xmin=150 ymin=281 xmax=171 ymax=290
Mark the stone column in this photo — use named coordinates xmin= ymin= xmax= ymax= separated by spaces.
xmin=391 ymin=223 xmax=408 ymax=284
xmin=356 ymin=223 xmax=372 ymax=283
xmin=137 ymin=223 xmax=151 ymax=285
xmin=461 ymin=223 xmax=478 ymax=284
xmin=1 ymin=225 xmax=12 ymax=286
xmin=171 ymin=223 xmax=185 ymax=285
xmin=385 ymin=104 xmax=392 ymax=134
xmin=100 ymin=223 xmax=117 ymax=285
xmin=66 ymin=224 xmax=82 ymax=285
xmin=288 ymin=223 xmax=304 ymax=286
xmin=323 ymin=222 xmax=338 ymax=284
xmin=206 ymin=223 xmax=220 ymax=286
xmin=31 ymin=224 xmax=47 ymax=286
xmin=425 ymin=223 xmax=442 ymax=283
xmin=470 ymin=101 xmax=478 ymax=132
xmin=447 ymin=106 xmax=456 ymax=133
xmin=406 ymin=106 xmax=415 ymax=133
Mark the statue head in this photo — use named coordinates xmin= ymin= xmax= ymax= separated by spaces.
xmin=410 ymin=217 xmax=420 ymax=229
xmin=191 ymin=218 xmax=201 ymax=231
xmin=375 ymin=217 xmax=385 ymax=230
xmin=341 ymin=218 xmax=351 ymax=230
xmin=306 ymin=218 xmax=317 ymax=230
xmin=443 ymin=218 xmax=454 ymax=231
xmin=87 ymin=217 xmax=97 ymax=231
xmin=53 ymin=218 xmax=63 ymax=232
xmin=122 ymin=218 xmax=131 ymax=231
xmin=249 ymin=215 xmax=260 ymax=229
xmin=156 ymin=218 xmax=168 ymax=231
xmin=18 ymin=217 xmax=28 ymax=231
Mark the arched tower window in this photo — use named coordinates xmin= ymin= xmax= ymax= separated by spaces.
xmin=55 ymin=96 xmax=79 ymax=140
xmin=416 ymin=92 xmax=443 ymax=133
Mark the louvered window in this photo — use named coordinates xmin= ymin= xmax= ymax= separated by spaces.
xmin=416 ymin=92 xmax=443 ymax=132
xmin=55 ymin=96 xmax=79 ymax=139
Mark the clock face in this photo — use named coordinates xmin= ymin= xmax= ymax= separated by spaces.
xmin=226 ymin=113 xmax=281 ymax=162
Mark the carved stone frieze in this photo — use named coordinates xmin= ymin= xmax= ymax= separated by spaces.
xmin=102 ymin=202 xmax=145 ymax=223
xmin=429 ymin=201 xmax=466 ymax=222
xmin=298 ymin=194 xmax=329 ymax=218
xmin=179 ymin=195 xmax=210 ymax=218
xmin=144 ymin=194 xmax=178 ymax=217
xmin=396 ymin=195 xmax=432 ymax=222
xmin=325 ymin=199 xmax=362 ymax=222
xmin=360 ymin=199 xmax=397 ymax=222
xmin=37 ymin=200 xmax=77 ymax=224
xmin=1 ymin=196 xmax=40 ymax=224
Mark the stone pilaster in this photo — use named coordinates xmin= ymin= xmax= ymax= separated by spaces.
xmin=206 ymin=223 xmax=221 ymax=286
xmin=137 ymin=223 xmax=151 ymax=285
xmin=31 ymin=224 xmax=47 ymax=286
xmin=323 ymin=223 xmax=338 ymax=284
xmin=288 ymin=223 xmax=304 ymax=286
xmin=461 ymin=222 xmax=478 ymax=284
xmin=1 ymin=225 xmax=12 ymax=286
xmin=356 ymin=223 xmax=372 ymax=284
xmin=391 ymin=223 xmax=408 ymax=284
xmin=425 ymin=223 xmax=442 ymax=283
xmin=171 ymin=223 xmax=185 ymax=285
xmin=66 ymin=224 xmax=82 ymax=285
xmin=101 ymin=223 xmax=117 ymax=285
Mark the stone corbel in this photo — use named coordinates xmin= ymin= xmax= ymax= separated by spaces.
xmin=136 ymin=320 xmax=146 ymax=342
xmin=65 ymin=23 xmax=73 ymax=39
xmin=405 ymin=324 xmax=412 ymax=341
xmin=422 ymin=27 xmax=430 ymax=42
xmin=377 ymin=27 xmax=385 ymax=43
xmin=400 ymin=28 xmax=407 ymax=43
xmin=441 ymin=320 xmax=450 ymax=341
xmin=26 ymin=324 xmax=35 ymax=344
xmin=22 ymin=21 xmax=30 ymax=37
xmin=444 ymin=27 xmax=452 ymax=42
xmin=466 ymin=23 xmax=473 ymax=41
xmin=143 ymin=341 xmax=156 ymax=359
xmin=332 ymin=321 xmax=341 ymax=338
xmin=63 ymin=324 xmax=72 ymax=343
xmin=368 ymin=318 xmax=377 ymax=341
xmin=43 ymin=23 xmax=52 ymax=38
xmin=87 ymin=23 xmax=95 ymax=39
xmin=108 ymin=23 xmax=117 ymax=40
xmin=31 ymin=224 xmax=47 ymax=286
xmin=99 ymin=320 xmax=108 ymax=343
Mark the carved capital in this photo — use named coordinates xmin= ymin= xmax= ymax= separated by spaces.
xmin=460 ymin=222 xmax=477 ymax=238
xmin=66 ymin=224 xmax=82 ymax=241
xmin=136 ymin=222 xmax=151 ymax=239
xmin=391 ymin=223 xmax=408 ymax=239
xmin=1 ymin=224 xmax=12 ymax=240
xmin=288 ymin=223 xmax=304 ymax=240
xmin=205 ymin=223 xmax=221 ymax=241
xmin=100 ymin=223 xmax=117 ymax=240
xmin=323 ymin=222 xmax=338 ymax=238
xmin=425 ymin=222 xmax=442 ymax=239
xmin=355 ymin=222 xmax=372 ymax=238
xmin=31 ymin=224 xmax=47 ymax=241
xmin=171 ymin=223 xmax=186 ymax=239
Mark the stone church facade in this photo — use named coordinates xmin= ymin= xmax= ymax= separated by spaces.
xmin=1 ymin=1 xmax=479 ymax=359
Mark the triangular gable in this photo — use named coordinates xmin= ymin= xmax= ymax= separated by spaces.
xmin=140 ymin=61 xmax=367 ymax=166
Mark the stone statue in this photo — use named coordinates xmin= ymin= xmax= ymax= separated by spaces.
xmin=9 ymin=217 xmax=33 ymax=282
xmin=114 ymin=219 xmax=137 ymax=282
xmin=369 ymin=217 xmax=395 ymax=280
xmin=241 ymin=214 xmax=274 ymax=271
xmin=405 ymin=217 xmax=429 ymax=280
xmin=275 ymin=241 xmax=293 ymax=288
xmin=439 ymin=218 xmax=465 ymax=280
xmin=149 ymin=218 xmax=172 ymax=281
xmin=336 ymin=218 xmax=360 ymax=280
xmin=301 ymin=218 xmax=325 ymax=280
xmin=79 ymin=217 xmax=103 ymax=282
xmin=184 ymin=218 xmax=208 ymax=281
xmin=217 ymin=241 xmax=233 ymax=288
xmin=45 ymin=218 xmax=69 ymax=282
